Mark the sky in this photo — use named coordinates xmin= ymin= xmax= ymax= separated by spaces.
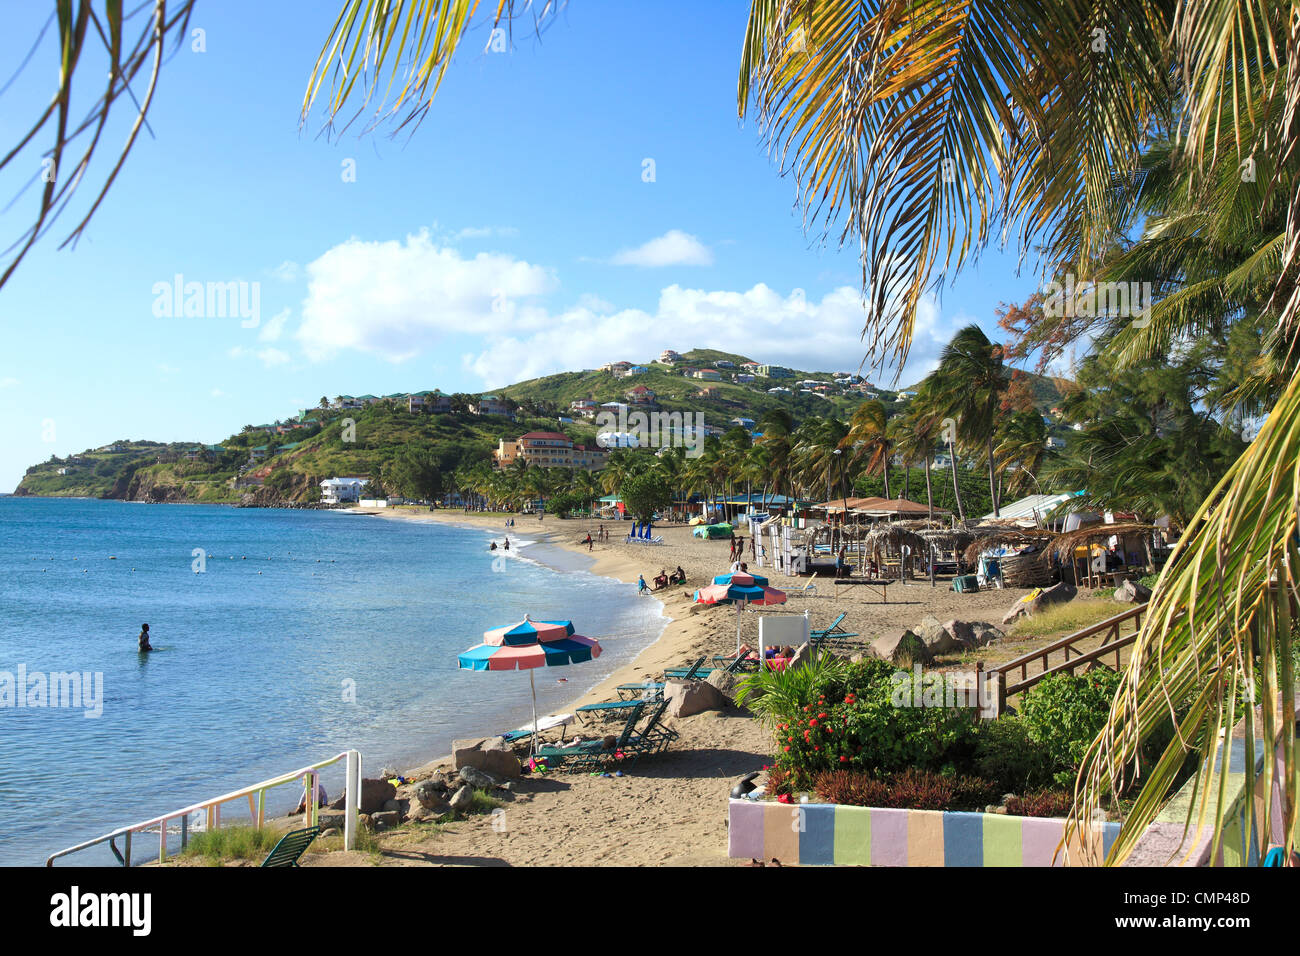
xmin=0 ymin=1 xmax=1044 ymax=493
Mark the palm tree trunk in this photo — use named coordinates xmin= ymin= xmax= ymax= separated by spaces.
xmin=883 ymin=459 xmax=891 ymax=500
xmin=947 ymin=438 xmax=966 ymax=523
xmin=986 ymin=433 xmax=1000 ymax=517
xmin=924 ymin=453 xmax=933 ymax=521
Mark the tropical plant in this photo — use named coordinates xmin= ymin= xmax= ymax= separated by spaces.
xmin=931 ymin=325 xmax=1009 ymax=517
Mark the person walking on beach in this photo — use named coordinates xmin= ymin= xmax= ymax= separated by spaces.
xmin=584 ymin=532 xmax=593 ymax=551
xmin=637 ymin=574 xmax=648 ymax=595
xmin=138 ymin=624 xmax=153 ymax=653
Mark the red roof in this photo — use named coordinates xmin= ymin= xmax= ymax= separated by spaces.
xmin=519 ymin=431 xmax=571 ymax=442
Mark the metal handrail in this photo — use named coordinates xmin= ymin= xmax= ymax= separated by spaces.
xmin=45 ymin=749 xmax=361 ymax=866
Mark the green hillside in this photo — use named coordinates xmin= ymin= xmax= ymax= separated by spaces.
xmin=15 ymin=349 xmax=1074 ymax=505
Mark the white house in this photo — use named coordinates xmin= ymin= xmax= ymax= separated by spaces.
xmin=320 ymin=477 xmax=368 ymax=505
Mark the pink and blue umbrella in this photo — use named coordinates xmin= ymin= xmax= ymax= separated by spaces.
xmin=693 ymin=572 xmax=787 ymax=653
xmin=693 ymin=572 xmax=787 ymax=606
xmin=458 ymin=616 xmax=602 ymax=752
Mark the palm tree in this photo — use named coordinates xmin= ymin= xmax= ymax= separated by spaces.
xmin=992 ymin=411 xmax=1048 ymax=500
xmin=932 ymin=325 xmax=1009 ymax=518
xmin=892 ymin=403 xmax=939 ymax=516
xmin=843 ymin=399 xmax=892 ymax=499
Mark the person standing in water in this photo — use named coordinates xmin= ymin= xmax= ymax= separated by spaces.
xmin=138 ymin=624 xmax=153 ymax=652
xmin=503 ymin=537 xmax=510 ymax=550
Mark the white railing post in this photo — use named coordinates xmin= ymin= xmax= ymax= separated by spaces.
xmin=344 ymin=749 xmax=361 ymax=851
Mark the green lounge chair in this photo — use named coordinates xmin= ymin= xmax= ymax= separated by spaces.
xmin=809 ymin=612 xmax=859 ymax=648
xmin=662 ymin=656 xmax=708 ymax=680
xmin=260 ymin=826 xmax=321 ymax=867
xmin=617 ymin=700 xmax=677 ymax=769
xmin=534 ymin=702 xmax=645 ymax=772
xmin=576 ymin=698 xmax=645 ymax=723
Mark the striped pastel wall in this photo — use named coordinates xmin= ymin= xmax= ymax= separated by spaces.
xmin=729 ymin=800 xmax=1121 ymax=866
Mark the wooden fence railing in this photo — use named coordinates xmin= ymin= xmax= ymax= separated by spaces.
xmin=981 ymin=603 xmax=1148 ymax=717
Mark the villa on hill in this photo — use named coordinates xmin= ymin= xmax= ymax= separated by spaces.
xmin=472 ymin=395 xmax=514 ymax=419
xmin=495 ymin=431 xmax=609 ymax=471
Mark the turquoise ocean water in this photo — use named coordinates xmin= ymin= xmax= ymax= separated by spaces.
xmin=0 ymin=498 xmax=665 ymax=865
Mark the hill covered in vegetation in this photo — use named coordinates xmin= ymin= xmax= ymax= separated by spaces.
xmin=14 ymin=350 xmax=1072 ymax=506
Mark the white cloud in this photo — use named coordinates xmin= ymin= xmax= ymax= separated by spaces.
xmin=228 ymin=345 xmax=292 ymax=367
xmin=455 ymin=226 xmax=519 ymax=240
xmin=295 ymin=229 xmax=557 ymax=362
xmin=271 ymin=261 xmax=299 ymax=282
xmin=257 ymin=348 xmax=291 ymax=367
xmin=610 ymin=230 xmax=713 ymax=267
xmin=258 ymin=307 xmax=291 ymax=343
xmin=286 ymin=229 xmax=989 ymax=386
xmin=465 ymin=285 xmax=970 ymax=387
xmin=0 ymin=377 xmax=19 ymax=388
xmin=211 ymin=388 xmax=226 ymax=398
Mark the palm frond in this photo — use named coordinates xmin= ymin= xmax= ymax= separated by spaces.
xmin=1066 ymin=364 xmax=1300 ymax=865
xmin=301 ymin=0 xmax=560 ymax=137
xmin=1 ymin=0 xmax=195 ymax=291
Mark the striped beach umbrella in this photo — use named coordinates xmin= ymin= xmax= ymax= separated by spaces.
xmin=693 ymin=572 xmax=787 ymax=606
xmin=694 ymin=572 xmax=787 ymax=652
xmin=458 ymin=615 xmax=602 ymax=753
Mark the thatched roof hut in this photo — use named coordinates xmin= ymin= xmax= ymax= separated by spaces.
xmin=961 ymin=528 xmax=1058 ymax=565
xmin=1048 ymin=523 xmax=1162 ymax=561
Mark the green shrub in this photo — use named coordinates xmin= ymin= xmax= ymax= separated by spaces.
xmin=974 ymin=717 xmax=1056 ymax=792
xmin=770 ymin=659 xmax=980 ymax=776
xmin=1020 ymin=669 xmax=1122 ymax=788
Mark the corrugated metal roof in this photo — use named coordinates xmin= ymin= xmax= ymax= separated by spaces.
xmin=982 ymin=491 xmax=1082 ymax=522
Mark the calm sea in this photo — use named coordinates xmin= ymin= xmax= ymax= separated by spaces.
xmin=0 ymin=498 xmax=664 ymax=866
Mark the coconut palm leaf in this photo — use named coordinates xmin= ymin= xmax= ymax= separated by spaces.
xmin=1 ymin=0 xmax=197 ymax=290
xmin=1066 ymin=365 xmax=1299 ymax=865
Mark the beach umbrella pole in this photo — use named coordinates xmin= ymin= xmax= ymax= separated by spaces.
xmin=528 ymin=668 xmax=539 ymax=755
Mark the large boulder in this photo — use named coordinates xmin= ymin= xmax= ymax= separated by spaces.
xmin=457 ymin=766 xmax=503 ymax=790
xmin=915 ymin=615 xmax=960 ymax=656
xmin=448 ymin=785 xmax=474 ymax=812
xmin=664 ymin=677 xmax=727 ymax=718
xmin=969 ymin=622 xmax=1004 ymax=647
xmin=452 ymin=736 xmax=522 ymax=779
xmin=327 ymin=777 xmax=395 ymax=814
xmin=413 ymin=779 xmax=448 ymax=810
xmin=870 ymin=628 xmax=931 ymax=666
xmin=1114 ymin=578 xmax=1152 ymax=603
xmin=706 ymin=667 xmax=741 ymax=703
xmin=1002 ymin=581 xmax=1077 ymax=625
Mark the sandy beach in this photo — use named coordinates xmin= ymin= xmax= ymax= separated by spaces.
xmin=296 ymin=509 xmax=1036 ymax=867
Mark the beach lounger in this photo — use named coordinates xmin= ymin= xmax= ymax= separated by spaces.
xmin=662 ymin=656 xmax=708 ymax=680
xmin=809 ymin=612 xmax=860 ymax=648
xmin=500 ymin=713 xmax=571 ymax=742
xmin=576 ymin=698 xmax=645 ymax=724
xmin=260 ymin=826 xmax=321 ymax=867
xmin=616 ymin=700 xmax=677 ymax=768
xmin=534 ymin=702 xmax=645 ymax=772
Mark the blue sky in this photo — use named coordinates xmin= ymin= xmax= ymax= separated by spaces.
xmin=0 ymin=1 xmax=1042 ymax=492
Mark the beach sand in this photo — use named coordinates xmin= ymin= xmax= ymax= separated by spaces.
xmin=305 ymin=510 xmax=1035 ymax=867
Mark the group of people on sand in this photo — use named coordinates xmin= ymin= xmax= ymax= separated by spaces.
xmin=728 ymin=532 xmax=755 ymax=563
xmin=580 ymin=525 xmax=610 ymax=551
xmin=639 ymin=566 xmax=686 ymax=594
